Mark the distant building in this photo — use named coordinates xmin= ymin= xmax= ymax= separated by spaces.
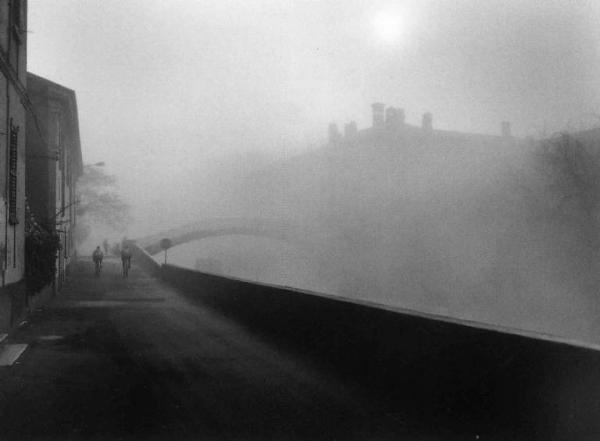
xmin=26 ymin=73 xmax=83 ymax=291
xmin=344 ymin=121 xmax=358 ymax=138
xmin=371 ymin=102 xmax=385 ymax=128
xmin=0 ymin=0 xmax=28 ymax=331
xmin=328 ymin=122 xmax=341 ymax=144
xmin=327 ymin=103 xmax=516 ymax=149
xmin=422 ymin=112 xmax=433 ymax=133
xmin=385 ymin=107 xmax=405 ymax=128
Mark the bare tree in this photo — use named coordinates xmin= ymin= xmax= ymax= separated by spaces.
xmin=74 ymin=166 xmax=131 ymax=243
xmin=537 ymin=131 xmax=600 ymax=252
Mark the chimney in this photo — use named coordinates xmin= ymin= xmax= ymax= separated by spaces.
xmin=344 ymin=121 xmax=358 ymax=138
xmin=422 ymin=112 xmax=433 ymax=132
xmin=385 ymin=107 xmax=406 ymax=128
xmin=328 ymin=122 xmax=341 ymax=144
xmin=397 ymin=108 xmax=406 ymax=124
xmin=372 ymin=102 xmax=385 ymax=128
xmin=501 ymin=121 xmax=511 ymax=137
xmin=385 ymin=107 xmax=396 ymax=125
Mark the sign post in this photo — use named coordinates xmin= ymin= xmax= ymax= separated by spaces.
xmin=160 ymin=238 xmax=172 ymax=265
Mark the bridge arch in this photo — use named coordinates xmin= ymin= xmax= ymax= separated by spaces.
xmin=136 ymin=218 xmax=323 ymax=256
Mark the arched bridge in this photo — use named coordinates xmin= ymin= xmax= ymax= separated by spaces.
xmin=135 ymin=217 xmax=324 ymax=256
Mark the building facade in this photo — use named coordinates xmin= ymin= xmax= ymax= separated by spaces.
xmin=0 ymin=0 xmax=28 ymax=330
xmin=26 ymin=73 xmax=82 ymax=292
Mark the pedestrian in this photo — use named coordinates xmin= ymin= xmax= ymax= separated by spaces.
xmin=92 ymin=246 xmax=104 ymax=276
xmin=121 ymin=245 xmax=132 ymax=277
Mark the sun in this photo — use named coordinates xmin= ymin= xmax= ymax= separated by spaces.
xmin=372 ymin=10 xmax=405 ymax=44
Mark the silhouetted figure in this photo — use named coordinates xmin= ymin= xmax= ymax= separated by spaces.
xmin=102 ymin=239 xmax=109 ymax=254
xmin=121 ymin=245 xmax=132 ymax=278
xmin=92 ymin=246 xmax=104 ymax=277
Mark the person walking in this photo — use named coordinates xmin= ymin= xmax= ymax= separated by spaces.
xmin=121 ymin=245 xmax=132 ymax=278
xmin=92 ymin=246 xmax=104 ymax=277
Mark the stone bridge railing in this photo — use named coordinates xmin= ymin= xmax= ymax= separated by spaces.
xmin=134 ymin=217 xmax=324 ymax=256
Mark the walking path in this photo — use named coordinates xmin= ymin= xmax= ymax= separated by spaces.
xmin=0 ymin=258 xmax=432 ymax=441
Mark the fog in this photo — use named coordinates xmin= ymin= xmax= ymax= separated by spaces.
xmin=28 ymin=2 xmax=600 ymax=343
xmin=159 ymin=131 xmax=600 ymax=344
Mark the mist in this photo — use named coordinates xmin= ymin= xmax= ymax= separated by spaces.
xmin=159 ymin=128 xmax=599 ymax=344
xmin=27 ymin=1 xmax=600 ymax=343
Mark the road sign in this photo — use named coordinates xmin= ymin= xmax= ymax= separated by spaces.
xmin=160 ymin=238 xmax=172 ymax=264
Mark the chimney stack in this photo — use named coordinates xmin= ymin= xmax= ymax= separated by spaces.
xmin=372 ymin=102 xmax=385 ymax=128
xmin=328 ymin=122 xmax=341 ymax=144
xmin=385 ymin=107 xmax=406 ymax=127
xmin=385 ymin=107 xmax=396 ymax=125
xmin=397 ymin=108 xmax=406 ymax=124
xmin=422 ymin=112 xmax=433 ymax=132
xmin=501 ymin=121 xmax=511 ymax=137
xmin=344 ymin=121 xmax=358 ymax=138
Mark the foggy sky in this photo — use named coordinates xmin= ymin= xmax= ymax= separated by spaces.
xmin=28 ymin=0 xmax=600 ymax=237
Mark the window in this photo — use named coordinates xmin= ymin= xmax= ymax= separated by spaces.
xmin=9 ymin=119 xmax=19 ymax=225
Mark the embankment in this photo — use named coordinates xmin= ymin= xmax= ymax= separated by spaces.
xmin=131 ymin=243 xmax=600 ymax=439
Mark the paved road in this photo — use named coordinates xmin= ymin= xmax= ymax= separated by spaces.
xmin=0 ymin=258 xmax=452 ymax=441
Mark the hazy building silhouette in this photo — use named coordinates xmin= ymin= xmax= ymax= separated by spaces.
xmin=328 ymin=122 xmax=341 ymax=144
xmin=422 ymin=112 xmax=433 ymax=133
xmin=0 ymin=0 xmax=28 ymax=331
xmin=26 ymin=73 xmax=83 ymax=292
xmin=344 ymin=121 xmax=358 ymax=139
xmin=371 ymin=102 xmax=385 ymax=128
xmin=384 ymin=107 xmax=402 ymax=127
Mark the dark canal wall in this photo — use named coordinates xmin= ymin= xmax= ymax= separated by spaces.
xmin=132 ymin=244 xmax=600 ymax=439
xmin=130 ymin=243 xmax=161 ymax=276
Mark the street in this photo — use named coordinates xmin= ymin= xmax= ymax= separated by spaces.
xmin=0 ymin=258 xmax=437 ymax=441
